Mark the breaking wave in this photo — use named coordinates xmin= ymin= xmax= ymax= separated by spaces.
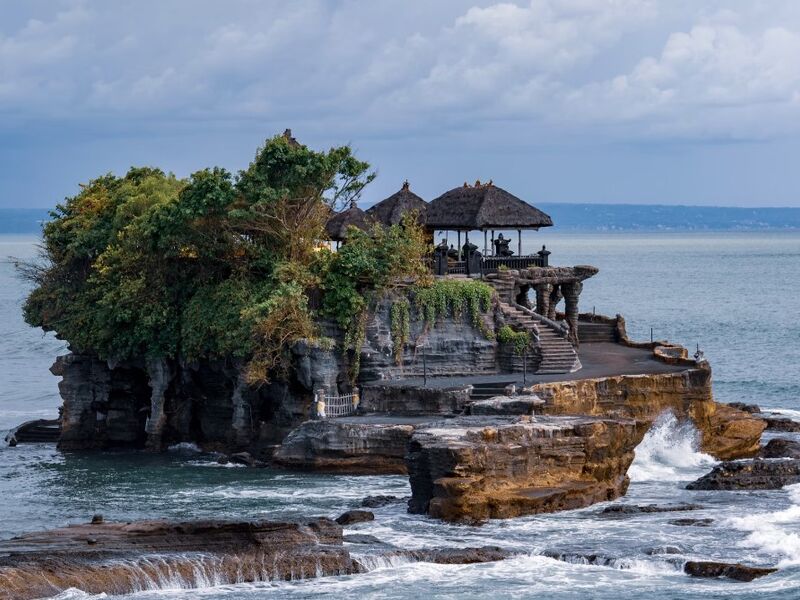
xmin=728 ymin=483 xmax=800 ymax=568
xmin=167 ymin=442 xmax=202 ymax=453
xmin=627 ymin=412 xmax=716 ymax=482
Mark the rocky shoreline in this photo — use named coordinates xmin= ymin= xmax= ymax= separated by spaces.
xmin=0 ymin=515 xmax=516 ymax=600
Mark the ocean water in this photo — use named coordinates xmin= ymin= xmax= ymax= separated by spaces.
xmin=1 ymin=232 xmax=800 ymax=599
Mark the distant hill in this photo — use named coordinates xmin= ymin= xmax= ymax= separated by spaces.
xmin=3 ymin=204 xmax=800 ymax=234
xmin=0 ymin=209 xmax=50 ymax=234
xmin=537 ymin=203 xmax=800 ymax=232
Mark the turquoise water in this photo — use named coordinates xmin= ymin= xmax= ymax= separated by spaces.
xmin=1 ymin=232 xmax=799 ymax=599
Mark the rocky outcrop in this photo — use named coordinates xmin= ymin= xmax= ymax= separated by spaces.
xmin=762 ymin=417 xmax=800 ymax=432
xmin=379 ymin=546 xmax=512 ymax=565
xmin=468 ymin=394 xmax=544 ymax=415
xmin=759 ymin=438 xmax=800 ymax=459
xmin=335 ymin=510 xmax=374 ymax=525
xmin=360 ymin=495 xmax=405 ymax=508
xmin=728 ymin=402 xmax=761 ymax=414
xmin=687 ymin=458 xmax=800 ymax=490
xmin=0 ymin=517 xmax=356 ymax=600
xmin=599 ymin=503 xmax=702 ymax=516
xmin=406 ymin=415 xmax=646 ymax=523
xmin=683 ymin=561 xmax=777 ymax=582
xmin=531 ymin=367 xmax=764 ymax=460
xmin=669 ymin=518 xmax=713 ymax=526
xmin=0 ymin=518 xmax=514 ymax=600
xmin=50 ymin=348 xmax=335 ymax=453
xmin=273 ymin=418 xmax=417 ymax=474
xmin=52 ymin=354 xmax=149 ymax=450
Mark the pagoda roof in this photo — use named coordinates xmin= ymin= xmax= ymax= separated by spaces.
xmin=324 ymin=202 xmax=371 ymax=241
xmin=425 ymin=182 xmax=553 ymax=230
xmin=366 ymin=181 xmax=427 ymax=227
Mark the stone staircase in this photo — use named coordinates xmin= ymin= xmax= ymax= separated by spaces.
xmin=499 ymin=302 xmax=581 ymax=374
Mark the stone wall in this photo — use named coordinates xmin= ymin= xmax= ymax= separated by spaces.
xmin=359 ymin=293 xmax=497 ymax=381
xmin=359 ymin=384 xmax=472 ymax=416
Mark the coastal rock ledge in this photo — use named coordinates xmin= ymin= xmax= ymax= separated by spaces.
xmin=0 ymin=518 xmax=511 ymax=600
xmin=406 ymin=415 xmax=645 ymax=523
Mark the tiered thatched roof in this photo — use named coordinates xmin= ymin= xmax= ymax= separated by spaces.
xmin=366 ymin=181 xmax=427 ymax=227
xmin=425 ymin=181 xmax=553 ymax=230
xmin=324 ymin=201 xmax=371 ymax=241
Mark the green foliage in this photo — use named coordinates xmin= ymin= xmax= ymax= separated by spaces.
xmin=23 ymin=133 xmax=375 ymax=384
xmin=497 ymin=325 xmax=532 ymax=355
xmin=390 ymin=299 xmax=411 ymax=365
xmin=320 ymin=217 xmax=430 ymax=380
xmin=412 ymin=279 xmax=495 ymax=339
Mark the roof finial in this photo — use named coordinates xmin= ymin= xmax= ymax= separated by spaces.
xmin=282 ymin=128 xmax=300 ymax=147
xmin=402 ymin=180 xmax=410 ymax=191
xmin=487 ymin=179 xmax=493 ymax=186
xmin=463 ymin=181 xmax=469 ymax=188
xmin=474 ymin=179 xmax=481 ymax=187
xmin=349 ymin=198 xmax=358 ymax=209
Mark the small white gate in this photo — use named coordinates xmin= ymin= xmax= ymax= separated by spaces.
xmin=315 ymin=388 xmax=360 ymax=419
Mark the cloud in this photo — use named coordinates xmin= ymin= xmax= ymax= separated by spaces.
xmin=1 ymin=0 xmax=800 ymax=142
xmin=563 ymin=20 xmax=800 ymax=138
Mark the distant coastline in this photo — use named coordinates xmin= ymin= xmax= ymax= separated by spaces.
xmin=0 ymin=209 xmax=50 ymax=234
xmin=3 ymin=204 xmax=800 ymax=234
xmin=537 ymin=203 xmax=800 ymax=232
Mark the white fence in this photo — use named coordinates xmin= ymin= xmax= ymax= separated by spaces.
xmin=315 ymin=388 xmax=360 ymax=419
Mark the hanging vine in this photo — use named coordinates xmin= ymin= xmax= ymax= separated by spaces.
xmin=390 ymin=298 xmax=411 ymax=365
xmin=412 ymin=279 xmax=495 ymax=339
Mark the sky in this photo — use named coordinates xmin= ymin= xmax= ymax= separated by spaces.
xmin=2 ymin=0 xmax=800 ymax=209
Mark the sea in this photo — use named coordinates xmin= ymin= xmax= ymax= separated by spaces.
xmin=1 ymin=231 xmax=799 ymax=599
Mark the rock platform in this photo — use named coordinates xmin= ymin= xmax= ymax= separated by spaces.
xmin=406 ymin=415 xmax=645 ymax=522
xmin=0 ymin=518 xmax=511 ymax=600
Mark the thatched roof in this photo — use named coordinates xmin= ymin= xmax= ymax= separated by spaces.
xmin=325 ymin=201 xmax=371 ymax=241
xmin=425 ymin=181 xmax=553 ymax=230
xmin=366 ymin=181 xmax=427 ymax=226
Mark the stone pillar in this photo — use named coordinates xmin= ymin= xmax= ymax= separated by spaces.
xmin=145 ymin=358 xmax=172 ymax=451
xmin=315 ymin=388 xmax=327 ymax=419
xmin=562 ymin=281 xmax=583 ymax=347
xmin=229 ymin=368 xmax=252 ymax=447
xmin=535 ymin=283 xmax=553 ymax=316
xmin=51 ymin=353 xmax=112 ymax=450
xmin=548 ymin=285 xmax=562 ymax=321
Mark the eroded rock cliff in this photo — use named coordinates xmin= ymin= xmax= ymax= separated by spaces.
xmin=530 ymin=367 xmax=764 ymax=460
xmin=406 ymin=415 xmax=646 ymax=523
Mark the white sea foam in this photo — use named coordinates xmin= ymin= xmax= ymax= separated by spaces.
xmin=185 ymin=460 xmax=246 ymax=469
xmin=627 ymin=411 xmax=716 ymax=482
xmin=49 ymin=589 xmax=107 ymax=600
xmin=167 ymin=442 xmax=202 ymax=453
xmin=768 ymin=408 xmax=800 ymax=421
xmin=728 ymin=483 xmax=800 ymax=568
xmin=354 ymin=553 xmax=418 ymax=571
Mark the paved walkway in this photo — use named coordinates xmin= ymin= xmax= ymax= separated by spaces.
xmin=365 ymin=342 xmax=689 ymax=390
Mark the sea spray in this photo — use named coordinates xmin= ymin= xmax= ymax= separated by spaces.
xmin=628 ymin=412 xmax=716 ymax=482
xmin=728 ymin=483 xmax=800 ymax=568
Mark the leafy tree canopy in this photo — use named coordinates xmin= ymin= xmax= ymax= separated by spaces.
xmin=22 ymin=132 xmax=413 ymax=382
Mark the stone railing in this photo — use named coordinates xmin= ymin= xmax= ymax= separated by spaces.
xmin=433 ymin=254 xmax=546 ymax=277
xmin=512 ymin=302 xmax=570 ymax=339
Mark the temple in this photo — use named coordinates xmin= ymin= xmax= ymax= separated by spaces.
xmin=326 ymin=179 xmax=596 ymax=374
